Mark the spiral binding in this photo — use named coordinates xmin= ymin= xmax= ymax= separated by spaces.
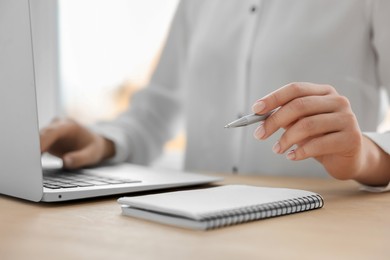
xmin=199 ymin=194 xmax=324 ymax=230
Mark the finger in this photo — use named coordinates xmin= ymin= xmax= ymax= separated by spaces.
xmin=252 ymin=82 xmax=337 ymax=114
xmin=254 ymin=95 xmax=347 ymax=140
xmin=62 ymin=144 xmax=100 ymax=169
xmin=274 ymin=113 xmax=347 ymax=154
xmin=40 ymin=121 xmax=72 ymax=153
xmin=285 ymin=131 xmax=358 ymax=161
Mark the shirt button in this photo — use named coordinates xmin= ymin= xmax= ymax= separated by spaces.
xmin=250 ymin=6 xmax=257 ymax=13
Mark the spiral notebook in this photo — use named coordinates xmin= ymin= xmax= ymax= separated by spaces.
xmin=118 ymin=185 xmax=324 ymax=230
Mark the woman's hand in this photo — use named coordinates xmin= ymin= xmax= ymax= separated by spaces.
xmin=40 ymin=118 xmax=115 ymax=169
xmin=252 ymin=82 xmax=390 ymax=185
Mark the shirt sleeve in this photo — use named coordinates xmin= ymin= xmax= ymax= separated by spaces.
xmin=372 ymin=0 xmax=390 ymax=92
xmin=91 ymin=0 xmax=189 ymax=165
xmin=361 ymin=132 xmax=390 ymax=192
xmin=358 ymin=1 xmax=390 ymax=192
xmin=364 ymin=132 xmax=390 ymax=155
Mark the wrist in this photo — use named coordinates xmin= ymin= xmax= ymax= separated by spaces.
xmin=354 ymin=136 xmax=390 ymax=186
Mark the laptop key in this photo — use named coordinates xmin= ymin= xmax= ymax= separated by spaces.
xmin=84 ymin=180 xmax=111 ymax=186
xmin=44 ymin=184 xmax=61 ymax=189
xmin=59 ymin=184 xmax=78 ymax=188
xmin=103 ymin=180 xmax=127 ymax=184
xmin=45 ymin=181 xmax=68 ymax=186
xmin=72 ymin=182 xmax=95 ymax=187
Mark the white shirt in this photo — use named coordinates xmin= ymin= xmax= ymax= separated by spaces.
xmin=93 ymin=0 xmax=390 ymax=188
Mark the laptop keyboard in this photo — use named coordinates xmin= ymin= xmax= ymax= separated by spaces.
xmin=43 ymin=169 xmax=141 ymax=189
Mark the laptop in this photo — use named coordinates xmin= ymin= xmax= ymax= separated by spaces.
xmin=0 ymin=0 xmax=221 ymax=202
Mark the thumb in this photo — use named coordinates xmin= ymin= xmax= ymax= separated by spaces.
xmin=62 ymin=145 xmax=100 ymax=169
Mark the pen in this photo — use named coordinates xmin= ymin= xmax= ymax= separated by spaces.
xmin=224 ymin=109 xmax=277 ymax=128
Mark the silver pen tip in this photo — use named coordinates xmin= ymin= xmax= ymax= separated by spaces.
xmin=224 ymin=124 xmax=230 ymax=128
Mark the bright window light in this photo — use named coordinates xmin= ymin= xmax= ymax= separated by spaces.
xmin=58 ymin=0 xmax=179 ymax=124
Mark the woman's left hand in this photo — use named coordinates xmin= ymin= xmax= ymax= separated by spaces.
xmin=252 ymin=82 xmax=367 ymax=181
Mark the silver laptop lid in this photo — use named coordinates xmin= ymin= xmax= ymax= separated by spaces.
xmin=0 ymin=0 xmax=43 ymax=201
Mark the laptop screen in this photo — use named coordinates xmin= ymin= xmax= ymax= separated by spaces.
xmin=0 ymin=0 xmax=43 ymax=201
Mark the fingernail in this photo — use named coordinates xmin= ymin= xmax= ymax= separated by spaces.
xmin=252 ymin=101 xmax=266 ymax=113
xmin=286 ymin=150 xmax=296 ymax=160
xmin=272 ymin=141 xmax=281 ymax=154
xmin=63 ymin=157 xmax=73 ymax=167
xmin=254 ymin=123 xmax=265 ymax=140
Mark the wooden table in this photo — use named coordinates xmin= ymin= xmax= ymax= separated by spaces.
xmin=0 ymin=174 xmax=388 ymax=260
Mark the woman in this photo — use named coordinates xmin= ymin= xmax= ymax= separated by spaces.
xmin=41 ymin=0 xmax=390 ymax=190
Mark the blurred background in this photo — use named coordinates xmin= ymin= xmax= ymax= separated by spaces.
xmin=59 ymin=0 xmax=178 ymax=124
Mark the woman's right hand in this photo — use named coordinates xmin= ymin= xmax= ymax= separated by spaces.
xmin=40 ymin=118 xmax=115 ymax=169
